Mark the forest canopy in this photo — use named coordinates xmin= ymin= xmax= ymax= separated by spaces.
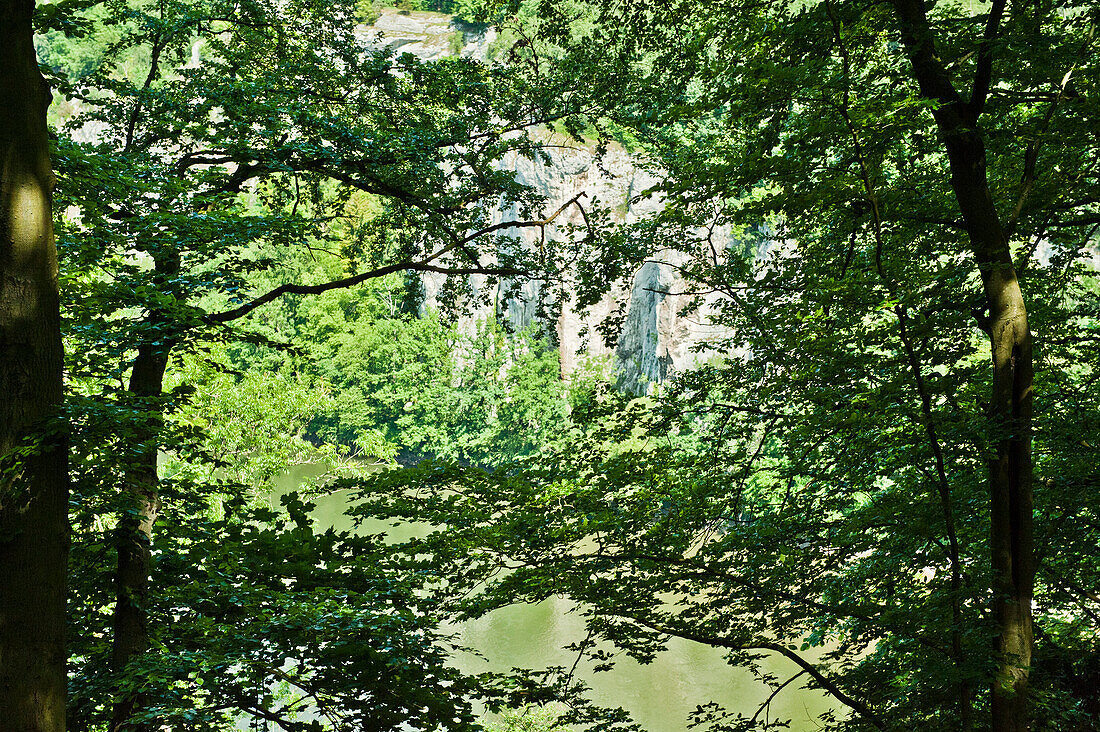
xmin=0 ymin=0 xmax=1096 ymax=731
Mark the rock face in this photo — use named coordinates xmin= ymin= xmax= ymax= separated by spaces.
xmin=485 ymin=146 xmax=729 ymax=393
xmin=369 ymin=10 xmax=728 ymax=391
xmin=362 ymin=7 xmax=497 ymax=61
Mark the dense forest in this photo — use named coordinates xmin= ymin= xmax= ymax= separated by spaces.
xmin=1 ymin=0 xmax=1098 ymax=731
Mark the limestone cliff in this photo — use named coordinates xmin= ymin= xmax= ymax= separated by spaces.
xmin=369 ymin=8 xmax=728 ymax=391
xmin=361 ymin=7 xmax=497 ymax=61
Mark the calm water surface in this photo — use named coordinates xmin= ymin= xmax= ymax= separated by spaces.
xmin=274 ymin=465 xmax=835 ymax=731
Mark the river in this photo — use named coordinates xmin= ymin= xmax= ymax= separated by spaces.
xmin=273 ymin=464 xmax=835 ymax=732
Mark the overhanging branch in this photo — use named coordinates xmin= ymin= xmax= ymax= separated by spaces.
xmin=206 ymin=262 xmax=527 ymax=323
xmin=205 ymin=192 xmax=589 ymax=323
xmin=619 ymin=614 xmax=887 ymax=730
xmin=458 ymin=191 xmax=588 ymax=244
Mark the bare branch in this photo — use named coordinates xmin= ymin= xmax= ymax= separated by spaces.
xmin=458 ymin=191 xmax=587 ymax=245
xmin=207 ymin=262 xmax=526 ymax=323
xmin=750 ymin=671 xmax=807 ymax=725
xmin=205 ymin=192 xmax=587 ymax=323
xmin=968 ymin=0 xmax=1008 ymax=119
xmin=619 ymin=614 xmax=887 ymax=730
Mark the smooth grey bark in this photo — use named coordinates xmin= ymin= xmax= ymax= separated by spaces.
xmin=0 ymin=1 xmax=68 ymax=730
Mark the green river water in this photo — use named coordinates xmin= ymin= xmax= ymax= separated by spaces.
xmin=273 ymin=464 xmax=835 ymax=732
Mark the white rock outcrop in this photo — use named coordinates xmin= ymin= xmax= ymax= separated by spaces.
xmin=369 ymin=10 xmax=730 ymax=391
xmin=361 ymin=7 xmax=497 ymax=61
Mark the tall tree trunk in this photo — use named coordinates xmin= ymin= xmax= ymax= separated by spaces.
xmin=110 ymin=247 xmax=179 ymax=731
xmin=946 ymin=128 xmax=1034 ymax=732
xmin=109 ymin=340 xmax=168 ymax=732
xmin=0 ymin=2 xmax=69 ymax=731
xmin=890 ymin=1 xmax=1034 ymax=728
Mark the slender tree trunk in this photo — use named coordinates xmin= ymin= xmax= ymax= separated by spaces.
xmin=890 ymin=1 xmax=1034 ymax=727
xmin=945 ymin=128 xmax=1034 ymax=732
xmin=109 ymin=340 xmax=168 ymax=732
xmin=0 ymin=2 xmax=69 ymax=731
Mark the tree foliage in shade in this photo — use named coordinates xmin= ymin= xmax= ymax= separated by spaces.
xmin=67 ymin=479 xmax=499 ymax=731
xmin=41 ymin=0 xmax=609 ymax=727
xmin=17 ymin=0 xmax=1100 ymax=728
xmin=352 ymin=0 xmax=1100 ymax=729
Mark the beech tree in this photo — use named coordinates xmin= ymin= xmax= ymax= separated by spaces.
xmin=24 ymin=0 xmax=1099 ymax=728
xmin=354 ymin=0 xmax=1100 ymax=730
xmin=43 ymin=0 xmax=601 ymax=728
xmin=0 ymin=0 xmax=67 ymax=730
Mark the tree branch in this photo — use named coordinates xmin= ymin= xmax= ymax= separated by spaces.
xmin=123 ymin=27 xmax=165 ymax=153
xmin=750 ymin=671 xmax=807 ymax=725
xmin=458 ymin=191 xmax=587 ymax=245
xmin=205 ymin=192 xmax=587 ymax=322
xmin=969 ymin=0 xmax=1008 ymax=119
xmin=889 ymin=0 xmax=967 ymax=129
xmin=206 ymin=263 xmax=527 ymax=323
xmin=618 ymin=614 xmax=887 ymax=730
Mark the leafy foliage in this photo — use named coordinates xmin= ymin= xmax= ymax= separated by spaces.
xmin=69 ymin=487 xmax=494 ymax=731
xmin=246 ymin=281 xmax=574 ymax=465
xmin=43 ymin=0 xmax=608 ymax=727
xmin=30 ymin=0 xmax=1100 ymax=729
xmin=347 ymin=0 xmax=1100 ymax=730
